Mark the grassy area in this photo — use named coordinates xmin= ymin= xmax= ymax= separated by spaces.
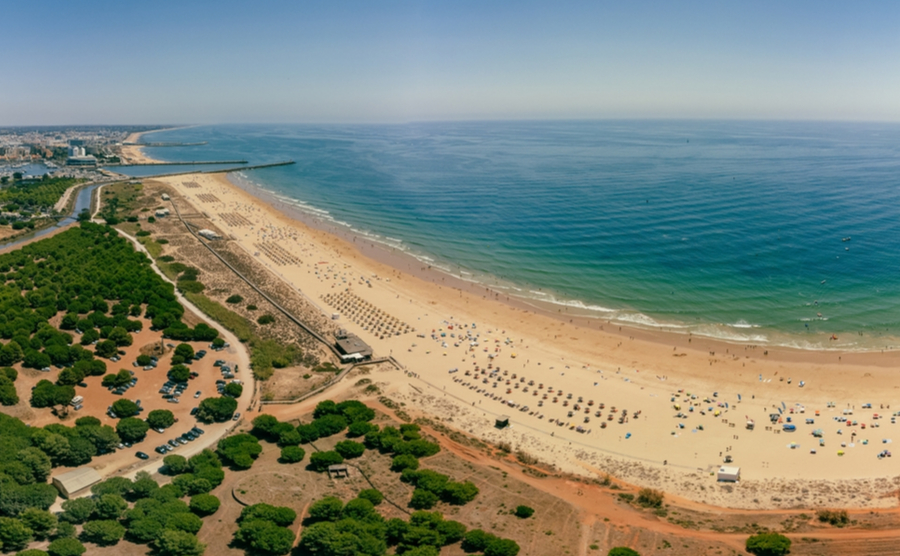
xmin=139 ymin=237 xmax=164 ymax=258
xmin=184 ymin=292 xmax=254 ymax=342
xmin=182 ymin=292 xmax=304 ymax=380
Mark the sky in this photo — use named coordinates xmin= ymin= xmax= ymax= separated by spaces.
xmin=2 ymin=1 xmax=900 ymax=125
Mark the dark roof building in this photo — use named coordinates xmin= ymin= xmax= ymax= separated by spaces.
xmin=335 ymin=329 xmax=373 ymax=361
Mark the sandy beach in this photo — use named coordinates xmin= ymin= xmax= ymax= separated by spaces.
xmin=151 ymin=170 xmax=900 ymax=509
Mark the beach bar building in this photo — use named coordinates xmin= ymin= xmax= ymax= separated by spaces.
xmin=716 ymin=466 xmax=741 ymax=482
xmin=53 ymin=467 xmax=102 ymax=498
xmin=335 ymin=329 xmax=373 ymax=362
xmin=495 ymin=415 xmax=510 ymax=429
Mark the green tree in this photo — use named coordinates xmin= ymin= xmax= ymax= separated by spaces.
xmin=462 ymin=529 xmax=496 ymax=552
xmin=130 ymin=472 xmax=159 ymax=499
xmin=154 ymin=529 xmax=206 ymax=556
xmin=358 ymin=489 xmax=384 ymax=506
xmin=334 ymin=440 xmax=365 ymax=459
xmin=59 ymin=499 xmax=95 ymax=524
xmin=234 ymin=520 xmax=294 ymax=555
xmin=93 ymin=494 xmax=128 ymax=520
xmin=19 ymin=508 xmax=57 ymax=540
xmin=197 ymin=396 xmax=237 ymax=423
xmin=17 ymin=549 xmax=50 ymax=556
xmin=0 ymin=517 xmax=32 ymax=551
xmin=441 ymin=481 xmax=479 ymax=505
xmin=312 ymin=414 xmax=348 ymax=437
xmin=410 ymin=489 xmax=439 ymax=510
xmin=189 ymin=494 xmax=220 ymax=516
xmin=224 ymin=382 xmax=243 ymax=397
xmin=91 ymin=477 xmax=132 ymax=497
xmin=165 ymin=512 xmax=203 ymax=534
xmin=18 ymin=448 xmax=52 ymax=483
xmin=308 ymin=497 xmax=344 ymax=522
xmin=239 ymin=504 xmax=297 ymax=527
xmin=746 ymin=533 xmax=791 ymax=556
xmin=607 ymin=549 xmax=640 ymax=556
xmin=485 ymin=538 xmax=521 ymax=556
xmin=167 ymin=365 xmax=190 ymax=382
xmin=279 ymin=446 xmax=305 ymax=463
xmin=217 ymin=433 xmax=262 ymax=469
xmin=110 ymin=398 xmax=139 ymax=418
xmin=79 ymin=520 xmax=124 ymax=546
xmin=391 ymin=454 xmax=419 ymax=472
xmin=47 ymin=538 xmax=86 ymax=556
xmin=308 ymin=450 xmax=343 ymax=471
xmin=514 ymin=505 xmax=534 ymax=518
xmin=147 ymin=409 xmax=175 ymax=430
xmin=164 ymin=454 xmax=189 ymax=475
xmin=116 ymin=417 xmax=149 ymax=442
xmin=174 ymin=343 xmax=194 ymax=360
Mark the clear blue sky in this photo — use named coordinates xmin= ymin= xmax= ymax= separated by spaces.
xmin=3 ymin=1 xmax=899 ymax=124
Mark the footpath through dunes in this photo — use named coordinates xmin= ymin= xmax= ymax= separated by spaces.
xmin=150 ymin=170 xmax=900 ymax=510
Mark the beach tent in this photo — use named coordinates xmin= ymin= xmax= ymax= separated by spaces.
xmin=783 ymin=424 xmax=797 ymax=432
xmin=717 ymin=466 xmax=740 ymax=482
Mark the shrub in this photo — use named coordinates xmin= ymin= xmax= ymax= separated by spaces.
xmin=226 ymin=294 xmax=243 ymax=304
xmin=514 ymin=505 xmax=534 ymax=518
xmin=817 ymin=509 xmax=850 ymax=527
xmin=257 ymin=314 xmax=275 ymax=325
xmin=636 ymin=488 xmax=664 ymax=508
xmin=279 ymin=446 xmax=306 ymax=463
xmin=745 ymin=533 xmax=791 ymax=556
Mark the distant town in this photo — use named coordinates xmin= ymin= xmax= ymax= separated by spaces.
xmin=0 ymin=125 xmax=165 ymax=181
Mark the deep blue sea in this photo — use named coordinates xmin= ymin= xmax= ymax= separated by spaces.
xmin=121 ymin=121 xmax=900 ymax=350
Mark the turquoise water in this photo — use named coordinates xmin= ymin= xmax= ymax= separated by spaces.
xmin=123 ymin=121 xmax=900 ymax=350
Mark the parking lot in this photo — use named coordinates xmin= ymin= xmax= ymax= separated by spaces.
xmin=20 ymin=320 xmax=250 ymax=473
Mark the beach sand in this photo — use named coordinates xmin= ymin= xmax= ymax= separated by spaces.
xmin=154 ymin=171 xmax=900 ymax=509
xmin=121 ymin=131 xmax=157 ymax=164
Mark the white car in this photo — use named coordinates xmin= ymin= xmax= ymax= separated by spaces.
xmin=194 ymin=391 xmax=201 ymax=398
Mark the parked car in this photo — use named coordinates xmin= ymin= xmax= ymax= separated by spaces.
xmin=232 ymin=412 xmax=241 ymax=421
xmin=190 ymin=407 xmax=198 ymax=416
xmin=155 ymin=446 xmax=168 ymax=454
xmin=191 ymin=427 xmax=205 ymax=435
xmin=194 ymin=391 xmax=201 ymax=398
xmin=136 ymin=452 xmax=149 ymax=460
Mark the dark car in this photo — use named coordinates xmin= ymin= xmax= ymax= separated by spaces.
xmin=77 ymin=382 xmax=88 ymax=388
xmin=136 ymin=451 xmax=149 ymax=460
xmin=190 ymin=407 xmax=199 ymax=416
xmin=155 ymin=446 xmax=167 ymax=454
xmin=191 ymin=426 xmax=205 ymax=435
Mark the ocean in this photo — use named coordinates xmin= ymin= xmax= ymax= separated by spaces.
xmin=119 ymin=121 xmax=900 ymax=350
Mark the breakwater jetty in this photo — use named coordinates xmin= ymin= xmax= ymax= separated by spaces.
xmin=123 ymin=141 xmax=208 ymax=147
xmin=104 ymin=160 xmax=248 ymax=167
xmin=115 ymin=160 xmax=295 ymax=180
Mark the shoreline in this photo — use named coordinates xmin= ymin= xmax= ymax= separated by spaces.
xmin=150 ymin=169 xmax=900 ymax=509
xmin=225 ymin=171 xmax=899 ymax=369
